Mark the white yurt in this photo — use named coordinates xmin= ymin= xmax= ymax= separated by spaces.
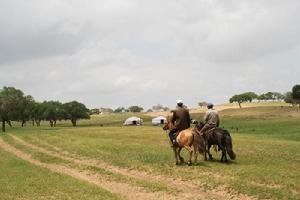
xmin=152 ymin=116 xmax=167 ymax=125
xmin=123 ymin=116 xmax=143 ymax=126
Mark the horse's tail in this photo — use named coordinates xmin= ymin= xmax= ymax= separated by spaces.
xmin=224 ymin=130 xmax=236 ymax=160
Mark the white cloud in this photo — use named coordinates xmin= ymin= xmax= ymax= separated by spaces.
xmin=1 ymin=0 xmax=300 ymax=109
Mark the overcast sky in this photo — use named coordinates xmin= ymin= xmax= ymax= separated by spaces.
xmin=1 ymin=0 xmax=299 ymax=109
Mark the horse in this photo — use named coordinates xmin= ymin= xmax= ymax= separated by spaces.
xmin=195 ymin=122 xmax=236 ymax=162
xmin=163 ymin=114 xmax=206 ymax=165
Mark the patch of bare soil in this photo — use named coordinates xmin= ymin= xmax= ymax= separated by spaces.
xmin=10 ymin=135 xmax=256 ymax=200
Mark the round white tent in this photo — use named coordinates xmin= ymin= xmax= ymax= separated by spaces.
xmin=123 ymin=116 xmax=143 ymax=126
xmin=152 ymin=116 xmax=167 ymax=125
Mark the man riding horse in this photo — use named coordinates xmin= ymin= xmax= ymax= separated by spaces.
xmin=168 ymin=100 xmax=191 ymax=147
xmin=198 ymin=103 xmax=220 ymax=136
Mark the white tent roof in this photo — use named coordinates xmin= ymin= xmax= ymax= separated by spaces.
xmin=152 ymin=116 xmax=167 ymax=124
xmin=124 ymin=116 xmax=143 ymax=125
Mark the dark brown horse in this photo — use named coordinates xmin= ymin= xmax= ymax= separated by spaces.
xmin=195 ymin=122 xmax=236 ymax=162
xmin=163 ymin=114 xmax=206 ymax=165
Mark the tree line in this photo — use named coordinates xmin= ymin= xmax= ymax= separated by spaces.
xmin=229 ymin=85 xmax=300 ymax=108
xmin=0 ymin=86 xmax=90 ymax=132
xmin=89 ymin=104 xmax=170 ymax=114
xmin=89 ymin=105 xmax=145 ymax=114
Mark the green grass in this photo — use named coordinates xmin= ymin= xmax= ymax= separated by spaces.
xmin=0 ymin=147 xmax=121 ymax=200
xmin=1 ymin=134 xmax=175 ymax=196
xmin=1 ymin=105 xmax=299 ymax=199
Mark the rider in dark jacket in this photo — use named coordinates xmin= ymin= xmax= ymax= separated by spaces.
xmin=169 ymin=100 xmax=191 ymax=146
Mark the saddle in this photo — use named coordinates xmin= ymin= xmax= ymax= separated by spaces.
xmin=206 ymin=128 xmax=217 ymax=135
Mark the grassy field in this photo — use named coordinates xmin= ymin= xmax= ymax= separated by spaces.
xmin=0 ymin=104 xmax=299 ymax=199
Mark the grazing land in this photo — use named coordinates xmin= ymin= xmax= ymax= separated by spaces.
xmin=0 ymin=103 xmax=299 ymax=200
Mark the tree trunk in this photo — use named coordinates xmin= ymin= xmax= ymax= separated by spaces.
xmin=238 ymin=102 xmax=242 ymax=108
xmin=7 ymin=120 xmax=12 ymax=127
xmin=54 ymin=120 xmax=57 ymax=127
xmin=32 ymin=119 xmax=35 ymax=126
xmin=36 ymin=120 xmax=41 ymax=126
xmin=71 ymin=118 xmax=77 ymax=127
xmin=49 ymin=120 xmax=54 ymax=127
xmin=21 ymin=120 xmax=26 ymax=127
xmin=2 ymin=119 xmax=5 ymax=132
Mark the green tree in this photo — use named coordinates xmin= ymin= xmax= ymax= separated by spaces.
xmin=162 ymin=106 xmax=170 ymax=111
xmin=32 ymin=102 xmax=44 ymax=126
xmin=292 ymin=84 xmax=300 ymax=106
xmin=258 ymin=92 xmax=284 ymax=102
xmin=19 ymin=95 xmax=36 ymax=127
xmin=0 ymin=87 xmax=24 ymax=132
xmin=152 ymin=104 xmax=163 ymax=111
xmin=229 ymin=92 xmax=257 ymax=108
xmin=89 ymin=108 xmax=100 ymax=115
xmin=41 ymin=101 xmax=63 ymax=127
xmin=100 ymin=107 xmax=113 ymax=113
xmin=273 ymin=92 xmax=285 ymax=101
xmin=63 ymin=101 xmax=90 ymax=126
xmin=198 ymin=101 xmax=207 ymax=108
xmin=128 ymin=106 xmax=144 ymax=113
xmin=284 ymin=92 xmax=296 ymax=106
xmin=243 ymin=92 xmax=258 ymax=102
xmin=114 ymin=107 xmax=125 ymax=113
xmin=152 ymin=104 xmax=169 ymax=111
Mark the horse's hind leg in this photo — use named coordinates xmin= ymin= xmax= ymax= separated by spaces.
xmin=184 ymin=145 xmax=194 ymax=166
xmin=219 ymin=145 xmax=227 ymax=162
xmin=193 ymin=144 xmax=198 ymax=164
xmin=178 ymin=148 xmax=184 ymax=163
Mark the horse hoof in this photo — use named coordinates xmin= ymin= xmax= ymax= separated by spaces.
xmin=187 ymin=162 xmax=192 ymax=166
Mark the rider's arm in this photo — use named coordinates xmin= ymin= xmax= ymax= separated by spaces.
xmin=203 ymin=112 xmax=208 ymax=124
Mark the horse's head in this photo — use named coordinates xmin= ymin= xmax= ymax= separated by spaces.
xmin=163 ymin=114 xmax=175 ymax=130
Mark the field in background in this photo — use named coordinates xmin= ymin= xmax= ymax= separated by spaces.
xmin=0 ymin=103 xmax=299 ymax=200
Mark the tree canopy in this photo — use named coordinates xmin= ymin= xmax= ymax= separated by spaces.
xmin=229 ymin=92 xmax=258 ymax=108
xmin=128 ymin=106 xmax=144 ymax=113
xmin=0 ymin=86 xmax=91 ymax=132
xmin=292 ymin=85 xmax=300 ymax=102
xmin=0 ymin=87 xmax=25 ymax=131
xmin=63 ymin=101 xmax=90 ymax=126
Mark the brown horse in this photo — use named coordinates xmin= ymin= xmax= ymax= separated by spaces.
xmin=195 ymin=122 xmax=236 ymax=162
xmin=163 ymin=114 xmax=206 ymax=165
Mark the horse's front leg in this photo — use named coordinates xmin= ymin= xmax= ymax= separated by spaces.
xmin=208 ymin=144 xmax=213 ymax=160
xmin=172 ymin=147 xmax=180 ymax=165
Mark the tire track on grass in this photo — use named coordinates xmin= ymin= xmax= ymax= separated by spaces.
xmin=0 ymin=138 xmax=179 ymax=200
xmin=11 ymin=135 xmax=256 ymax=200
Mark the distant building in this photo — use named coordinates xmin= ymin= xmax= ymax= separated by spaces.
xmin=123 ymin=116 xmax=143 ymax=126
xmin=152 ymin=116 xmax=167 ymax=125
